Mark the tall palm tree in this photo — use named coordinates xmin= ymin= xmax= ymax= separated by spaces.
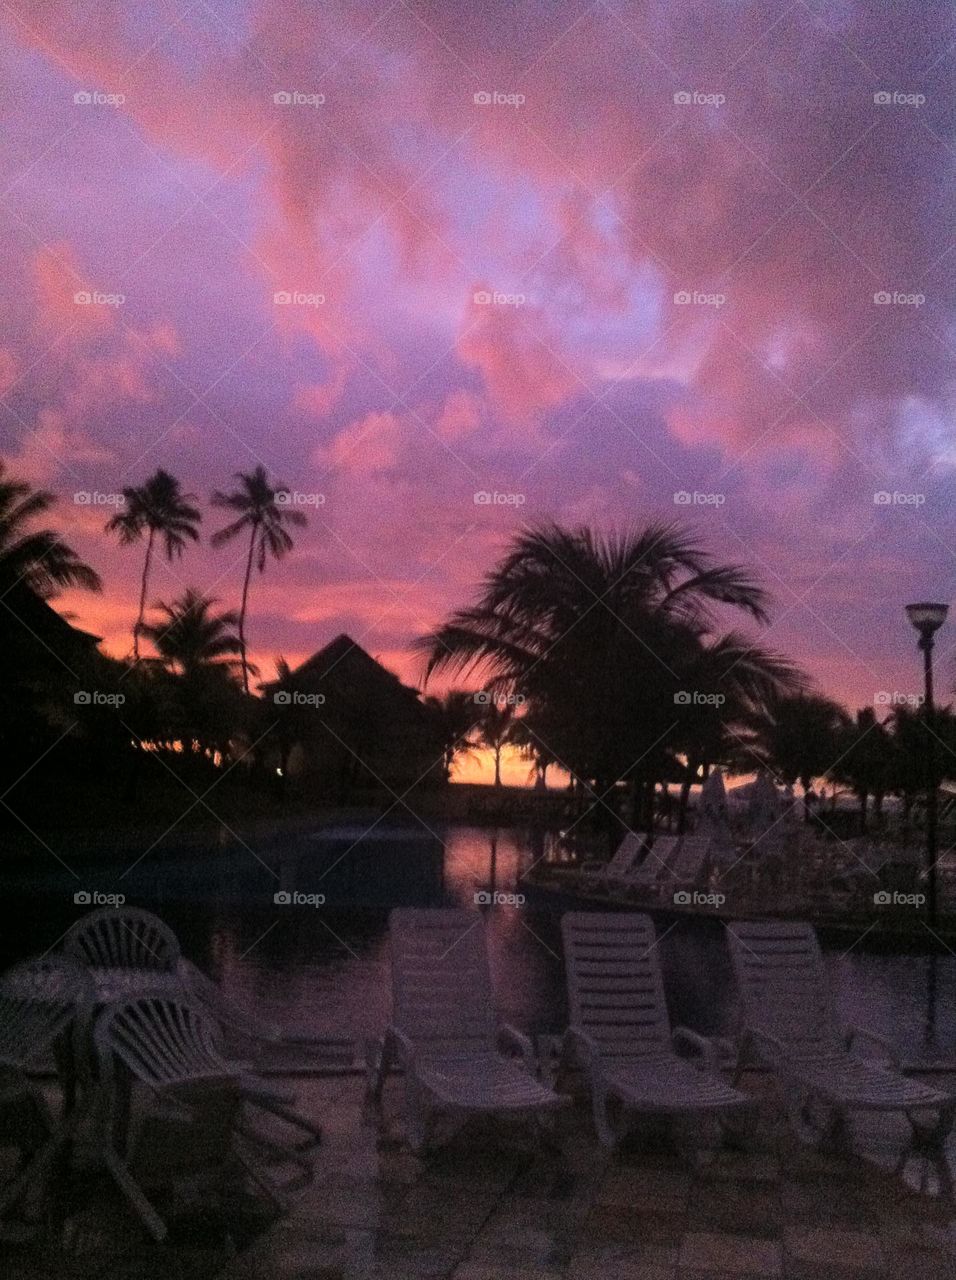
xmin=0 ymin=461 xmax=101 ymax=595
xmin=211 ymin=466 xmax=307 ymax=693
xmin=474 ymin=700 xmax=517 ymax=787
xmin=753 ymin=691 xmax=850 ymax=793
xmin=106 ymin=469 xmax=201 ymax=659
xmin=417 ymin=523 xmax=802 ymax=798
xmin=424 ymin=689 xmax=482 ymax=781
xmin=138 ymin=588 xmax=245 ymax=679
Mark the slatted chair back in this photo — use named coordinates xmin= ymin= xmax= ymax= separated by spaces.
xmin=0 ymin=956 xmax=91 ymax=1071
xmin=627 ymin=836 xmax=679 ymax=886
xmin=389 ymin=909 xmax=497 ymax=1057
xmin=561 ymin=912 xmax=672 ymax=1063
xmin=93 ymin=996 xmax=245 ymax=1184
xmin=94 ymin=996 xmax=235 ymax=1090
xmin=666 ymin=835 xmax=711 ymax=885
xmin=605 ymin=832 xmax=644 ymax=877
xmin=64 ymin=907 xmax=180 ymax=972
xmin=725 ymin=920 xmax=842 ymax=1057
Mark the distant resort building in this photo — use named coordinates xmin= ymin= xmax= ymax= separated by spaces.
xmin=261 ymin=634 xmax=445 ymax=798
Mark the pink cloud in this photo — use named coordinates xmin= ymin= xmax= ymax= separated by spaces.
xmin=316 ymin=410 xmax=404 ymax=474
xmin=457 ymin=294 xmax=580 ymax=426
xmin=293 ymin=365 xmax=350 ymax=418
xmin=436 ymin=389 xmax=482 ymax=441
xmin=34 ymin=244 xmax=112 ymax=336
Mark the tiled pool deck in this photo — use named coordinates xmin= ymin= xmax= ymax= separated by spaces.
xmin=4 ymin=1068 xmax=955 ymax=1279
xmin=219 ymin=1067 xmax=956 ymax=1280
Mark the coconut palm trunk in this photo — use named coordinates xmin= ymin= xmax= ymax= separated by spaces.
xmin=133 ymin=528 xmax=155 ymax=661
xmin=238 ymin=519 xmax=259 ymax=694
xmin=211 ymin=468 xmax=306 ymax=696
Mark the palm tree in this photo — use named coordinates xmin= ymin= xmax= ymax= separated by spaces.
xmin=832 ymin=707 xmax=895 ymax=832
xmin=424 ymin=689 xmax=482 ymax=781
xmin=139 ymin=588 xmax=245 ymax=679
xmin=106 ymin=469 xmax=201 ymax=659
xmin=0 ymin=461 xmax=101 ymax=595
xmin=754 ymin=691 xmax=850 ymax=794
xmin=211 ymin=466 xmax=307 ymax=693
xmin=417 ymin=523 xmax=802 ymax=804
xmin=474 ymin=700 xmax=518 ymax=787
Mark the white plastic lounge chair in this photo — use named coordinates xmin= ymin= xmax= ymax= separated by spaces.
xmin=615 ymin=836 xmax=680 ymax=895
xmin=561 ymin=912 xmax=752 ymax=1149
xmin=92 ymin=995 xmax=297 ymax=1241
xmin=64 ymin=907 xmax=180 ymax=972
xmin=726 ymin=920 xmax=955 ymax=1172
xmin=661 ymin=834 xmax=713 ymax=891
xmin=0 ymin=957 xmax=92 ymax=1224
xmin=367 ymin=908 xmax=566 ymax=1151
xmin=578 ymin=831 xmax=644 ymax=892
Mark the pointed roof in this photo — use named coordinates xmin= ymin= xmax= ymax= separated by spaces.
xmin=262 ymin=633 xmax=430 ymax=712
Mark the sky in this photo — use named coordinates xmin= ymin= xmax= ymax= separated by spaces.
xmin=2 ymin=0 xmax=956 ymax=782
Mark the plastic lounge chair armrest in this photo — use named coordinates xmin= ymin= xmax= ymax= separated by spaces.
xmin=672 ymin=1026 xmax=719 ymax=1072
xmin=497 ymin=1023 xmax=536 ymax=1074
xmin=384 ymin=1025 xmax=416 ymax=1065
xmin=846 ymin=1025 xmax=901 ymax=1068
xmin=561 ymin=1026 xmax=603 ymax=1078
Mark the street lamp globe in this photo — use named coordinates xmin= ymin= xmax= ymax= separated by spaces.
xmin=905 ymin=602 xmax=949 ymax=641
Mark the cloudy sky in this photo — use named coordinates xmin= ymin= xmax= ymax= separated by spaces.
xmin=2 ymin=0 xmax=955 ymax=738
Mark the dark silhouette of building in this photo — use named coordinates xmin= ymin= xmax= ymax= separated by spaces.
xmin=261 ymin=634 xmax=444 ymax=799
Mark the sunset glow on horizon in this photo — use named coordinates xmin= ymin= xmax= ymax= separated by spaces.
xmin=2 ymin=1 xmax=956 ymax=722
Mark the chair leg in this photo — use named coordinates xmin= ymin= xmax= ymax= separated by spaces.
xmin=233 ymin=1140 xmax=291 ymax=1212
xmin=0 ymin=1129 xmax=66 ymax=1220
xmin=0 ymin=1094 xmax=84 ymax=1222
xmin=404 ymin=1075 xmax=431 ymax=1153
xmin=902 ymin=1105 xmax=956 ymax=1200
xmin=591 ymin=1085 xmax=624 ymax=1150
xmin=101 ymin=1150 xmax=168 ymax=1242
xmin=243 ymin=1092 xmax=322 ymax=1149
xmin=365 ymin=1037 xmax=387 ymax=1103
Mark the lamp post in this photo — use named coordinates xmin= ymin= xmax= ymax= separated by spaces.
xmin=905 ymin=602 xmax=948 ymax=925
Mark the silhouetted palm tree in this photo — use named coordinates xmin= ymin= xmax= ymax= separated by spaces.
xmin=473 ymin=700 xmax=517 ymax=787
xmin=106 ymin=469 xmax=201 ymax=659
xmin=0 ymin=461 xmax=101 ymax=596
xmin=754 ymin=691 xmax=850 ymax=793
xmin=417 ymin=523 xmax=801 ymax=800
xmin=139 ymin=588 xmax=245 ymax=679
xmin=211 ymin=466 xmax=307 ymax=693
xmin=425 ymin=689 xmax=482 ymax=781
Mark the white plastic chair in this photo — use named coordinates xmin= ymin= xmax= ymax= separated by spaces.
xmin=660 ymin=834 xmax=713 ymax=892
xmin=579 ymin=832 xmax=644 ymax=892
xmin=92 ymin=995 xmax=295 ymax=1240
xmin=560 ymin=912 xmax=752 ymax=1149
xmin=64 ymin=907 xmax=180 ymax=973
xmin=0 ymin=956 xmax=92 ymax=1222
xmin=615 ymin=836 xmax=680 ymax=896
xmin=367 ymin=908 xmax=566 ymax=1151
xmin=726 ymin=920 xmax=955 ymax=1180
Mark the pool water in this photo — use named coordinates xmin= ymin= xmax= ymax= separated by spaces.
xmin=2 ymin=823 xmax=953 ymax=1055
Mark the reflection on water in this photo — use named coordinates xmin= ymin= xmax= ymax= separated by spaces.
xmin=1 ymin=823 xmax=953 ymax=1052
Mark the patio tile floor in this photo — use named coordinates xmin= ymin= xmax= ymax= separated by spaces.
xmin=2 ymin=1069 xmax=955 ymax=1279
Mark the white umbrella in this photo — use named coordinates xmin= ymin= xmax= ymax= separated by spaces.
xmin=746 ymin=770 xmax=783 ymax=834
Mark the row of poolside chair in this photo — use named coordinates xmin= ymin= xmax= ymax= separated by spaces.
xmin=578 ymin=831 xmax=723 ymax=898
xmin=0 ymin=907 xmax=351 ymax=1241
xmin=367 ymin=909 xmax=955 ymax=1187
